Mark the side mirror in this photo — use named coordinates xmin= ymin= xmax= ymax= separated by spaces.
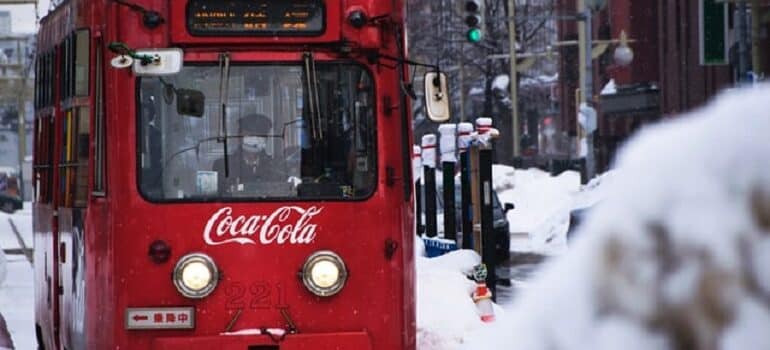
xmin=176 ymin=89 xmax=205 ymax=117
xmin=132 ymin=48 xmax=183 ymax=76
xmin=504 ymin=203 xmax=514 ymax=213
xmin=423 ymin=71 xmax=451 ymax=122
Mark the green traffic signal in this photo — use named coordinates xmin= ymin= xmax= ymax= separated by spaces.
xmin=467 ymin=28 xmax=482 ymax=43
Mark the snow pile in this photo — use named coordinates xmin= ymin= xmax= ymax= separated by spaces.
xmin=416 ymin=249 xmax=504 ymax=350
xmin=494 ymin=166 xmax=581 ymax=253
xmin=463 ymin=85 xmax=770 ymax=349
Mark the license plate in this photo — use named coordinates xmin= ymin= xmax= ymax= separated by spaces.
xmin=125 ymin=307 xmax=195 ymax=330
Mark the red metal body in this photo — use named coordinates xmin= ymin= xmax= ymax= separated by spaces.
xmin=33 ymin=1 xmax=415 ymax=349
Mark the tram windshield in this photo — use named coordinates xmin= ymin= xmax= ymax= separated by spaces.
xmin=138 ymin=63 xmax=377 ymax=201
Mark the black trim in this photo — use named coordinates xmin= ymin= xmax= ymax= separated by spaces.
xmin=134 ymin=59 xmax=379 ymax=204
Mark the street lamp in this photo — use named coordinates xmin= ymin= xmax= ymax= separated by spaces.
xmin=613 ymin=31 xmax=634 ymax=67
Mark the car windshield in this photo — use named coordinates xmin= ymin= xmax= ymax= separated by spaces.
xmin=138 ymin=63 xmax=376 ymax=201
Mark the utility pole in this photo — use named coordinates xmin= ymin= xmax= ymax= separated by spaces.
xmin=577 ymin=0 xmax=596 ymax=181
xmin=751 ymin=0 xmax=766 ymax=79
xmin=508 ymin=0 xmax=520 ymax=160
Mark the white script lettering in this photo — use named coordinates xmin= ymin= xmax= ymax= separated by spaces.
xmin=204 ymin=206 xmax=323 ymax=246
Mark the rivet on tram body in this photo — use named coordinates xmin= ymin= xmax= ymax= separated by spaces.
xmin=148 ymin=240 xmax=172 ymax=264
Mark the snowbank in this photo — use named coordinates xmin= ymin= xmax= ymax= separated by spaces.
xmin=494 ymin=166 xmax=581 ymax=254
xmin=416 ymin=249 xmax=505 ymax=350
xmin=463 ymin=85 xmax=770 ymax=349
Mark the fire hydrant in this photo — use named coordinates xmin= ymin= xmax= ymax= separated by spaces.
xmin=471 ymin=264 xmax=495 ymax=323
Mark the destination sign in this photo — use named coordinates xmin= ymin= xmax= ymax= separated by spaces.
xmin=187 ymin=0 xmax=325 ymax=35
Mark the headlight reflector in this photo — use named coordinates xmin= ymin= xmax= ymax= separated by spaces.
xmin=173 ymin=253 xmax=219 ymax=299
xmin=301 ymin=251 xmax=347 ymax=297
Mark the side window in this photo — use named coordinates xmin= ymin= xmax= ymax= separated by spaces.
xmin=33 ymin=50 xmax=56 ymax=204
xmin=33 ymin=116 xmax=54 ymax=204
xmin=75 ymin=30 xmax=89 ymax=97
xmin=57 ymin=29 xmax=91 ymax=208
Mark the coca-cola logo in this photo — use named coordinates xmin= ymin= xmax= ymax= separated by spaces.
xmin=203 ymin=206 xmax=323 ymax=246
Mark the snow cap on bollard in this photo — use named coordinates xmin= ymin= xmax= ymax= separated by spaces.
xmin=421 ymin=134 xmax=437 ymax=169
xmin=412 ymin=145 xmax=422 ymax=181
xmin=475 ymin=118 xmax=493 ymax=134
xmin=475 ymin=118 xmax=498 ymax=147
xmin=438 ymin=124 xmax=457 ymax=163
xmin=457 ymin=122 xmax=474 ymax=151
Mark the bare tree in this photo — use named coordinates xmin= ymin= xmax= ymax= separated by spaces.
xmin=408 ymin=0 xmax=558 ymax=164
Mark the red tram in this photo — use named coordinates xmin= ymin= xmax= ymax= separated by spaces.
xmin=32 ymin=0 xmax=446 ymax=348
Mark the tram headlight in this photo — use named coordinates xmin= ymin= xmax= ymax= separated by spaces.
xmin=173 ymin=253 xmax=219 ymax=299
xmin=301 ymin=251 xmax=348 ymax=297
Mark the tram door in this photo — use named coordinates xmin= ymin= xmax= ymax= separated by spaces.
xmin=56 ymin=29 xmax=90 ymax=350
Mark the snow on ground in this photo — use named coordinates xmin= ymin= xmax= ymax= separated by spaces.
xmin=0 ymin=204 xmax=35 ymax=350
xmin=461 ymin=85 xmax=770 ymax=349
xmin=415 ymin=239 xmax=507 ymax=350
xmin=493 ymin=165 xmax=581 ymax=254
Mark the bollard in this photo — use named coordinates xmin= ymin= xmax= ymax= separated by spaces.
xmin=413 ymin=145 xmax=424 ymax=236
xmin=421 ymin=135 xmax=438 ymax=238
xmin=457 ymin=122 xmax=474 ymax=250
xmin=471 ymin=264 xmax=495 ymax=323
xmin=476 ymin=117 xmax=497 ymax=299
xmin=438 ymin=124 xmax=457 ymax=242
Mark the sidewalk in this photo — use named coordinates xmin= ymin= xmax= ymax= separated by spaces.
xmin=0 ymin=207 xmax=35 ymax=350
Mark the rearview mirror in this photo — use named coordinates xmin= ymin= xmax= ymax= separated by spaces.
xmin=424 ymin=72 xmax=451 ymax=122
xmin=504 ymin=203 xmax=514 ymax=213
xmin=176 ymin=89 xmax=205 ymax=117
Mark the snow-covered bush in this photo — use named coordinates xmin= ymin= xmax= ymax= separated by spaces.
xmin=464 ymin=85 xmax=770 ymax=349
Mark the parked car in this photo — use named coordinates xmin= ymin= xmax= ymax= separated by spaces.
xmin=0 ymin=193 xmax=22 ymax=213
xmin=0 ymin=168 xmax=22 ymax=213
xmin=566 ymin=205 xmax=593 ymax=243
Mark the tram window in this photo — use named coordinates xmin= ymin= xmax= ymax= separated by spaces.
xmin=58 ymin=107 xmax=90 ymax=208
xmin=138 ymin=63 xmax=377 ymax=202
xmin=33 ymin=116 xmax=54 ymax=204
xmin=74 ymin=30 xmax=89 ymax=97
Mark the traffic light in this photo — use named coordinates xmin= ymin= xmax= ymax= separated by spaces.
xmin=465 ymin=0 xmax=483 ymax=43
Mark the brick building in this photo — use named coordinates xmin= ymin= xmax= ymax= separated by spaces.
xmin=556 ymin=0 xmax=770 ymax=171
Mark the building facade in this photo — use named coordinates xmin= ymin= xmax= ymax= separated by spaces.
xmin=556 ymin=0 xmax=770 ymax=172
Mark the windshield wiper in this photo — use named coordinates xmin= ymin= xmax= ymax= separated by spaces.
xmin=218 ymin=52 xmax=232 ymax=177
xmin=302 ymin=52 xmax=323 ymax=140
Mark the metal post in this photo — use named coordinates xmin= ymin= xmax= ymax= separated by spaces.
xmin=508 ymin=0 xmax=520 ymax=160
xmin=458 ymin=123 xmax=474 ymax=250
xmin=476 ymin=118 xmax=496 ymax=300
xmin=737 ymin=1 xmax=750 ymax=82
xmin=578 ymin=0 xmax=595 ymax=181
xmin=422 ymin=135 xmax=438 ymax=238
xmin=439 ymin=124 xmax=457 ymax=242
xmin=413 ymin=146 xmax=424 ymax=236
xmin=16 ymin=39 xmax=26 ymax=199
xmin=752 ymin=0 xmax=765 ymax=79
xmin=459 ymin=42 xmax=466 ymax=122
